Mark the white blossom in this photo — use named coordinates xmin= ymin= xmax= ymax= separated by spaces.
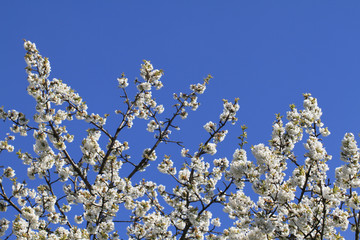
xmin=0 ymin=40 xmax=357 ymax=240
xmin=203 ymin=143 xmax=217 ymax=155
xmin=117 ymin=77 xmax=129 ymax=88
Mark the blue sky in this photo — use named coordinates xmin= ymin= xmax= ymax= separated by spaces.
xmin=1 ymin=1 xmax=360 ymax=238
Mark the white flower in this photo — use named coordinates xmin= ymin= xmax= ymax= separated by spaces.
xmin=74 ymin=215 xmax=84 ymax=224
xmin=0 ymin=218 xmax=10 ymax=237
xmin=142 ymin=148 xmax=157 ymax=161
xmin=214 ymin=130 xmax=228 ymax=143
xmin=21 ymin=206 xmax=38 ymax=222
xmin=180 ymin=109 xmax=188 ymax=119
xmin=146 ymin=120 xmax=159 ymax=132
xmin=34 ymin=139 xmax=49 ymax=153
xmin=178 ymin=168 xmax=191 ymax=183
xmin=140 ymin=60 xmax=154 ymax=77
xmin=319 ymin=127 xmax=330 ymax=137
xmin=303 ymin=136 xmax=326 ymax=161
xmin=203 ymin=143 xmax=217 ymax=155
xmin=203 ymin=121 xmax=216 ymax=133
xmin=24 ymin=41 xmax=37 ymax=52
xmin=181 ymin=148 xmax=189 ymax=157
xmin=211 ymin=217 xmax=221 ymax=227
xmin=117 ymin=77 xmax=129 ymax=88
xmin=3 ymin=167 xmax=15 ymax=178
xmin=230 ymin=149 xmax=253 ymax=179
xmin=190 ymin=83 xmax=206 ymax=94
xmin=155 ymin=105 xmax=164 ymax=114
xmin=137 ymin=82 xmax=151 ymax=91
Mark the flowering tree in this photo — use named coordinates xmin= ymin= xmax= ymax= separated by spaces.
xmin=0 ymin=40 xmax=359 ymax=240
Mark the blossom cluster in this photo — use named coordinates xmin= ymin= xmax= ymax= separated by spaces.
xmin=0 ymin=40 xmax=359 ymax=240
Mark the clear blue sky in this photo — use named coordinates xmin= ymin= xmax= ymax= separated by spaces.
xmin=1 ymin=1 xmax=360 ymax=238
